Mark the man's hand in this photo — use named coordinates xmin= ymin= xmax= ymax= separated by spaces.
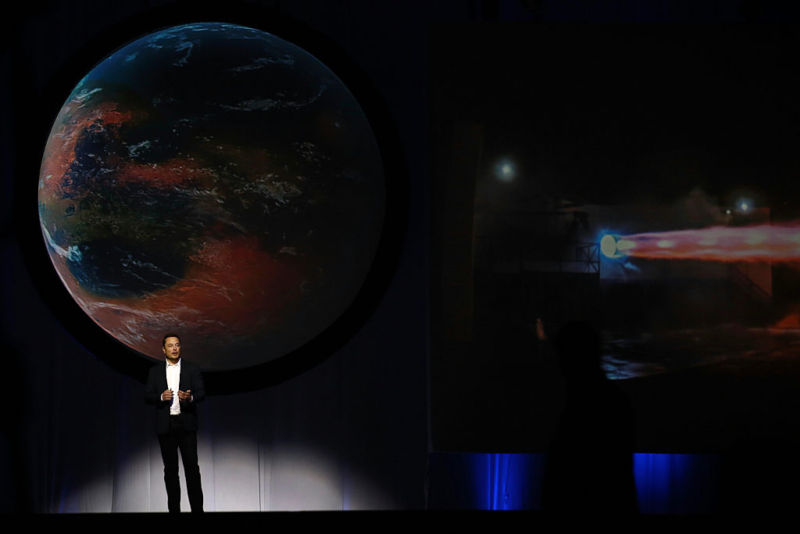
xmin=178 ymin=389 xmax=193 ymax=403
xmin=161 ymin=389 xmax=174 ymax=402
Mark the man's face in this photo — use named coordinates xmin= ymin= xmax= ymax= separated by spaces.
xmin=162 ymin=337 xmax=181 ymax=363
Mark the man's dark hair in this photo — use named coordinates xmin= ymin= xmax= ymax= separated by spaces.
xmin=162 ymin=333 xmax=181 ymax=347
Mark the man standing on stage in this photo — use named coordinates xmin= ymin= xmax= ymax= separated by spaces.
xmin=145 ymin=333 xmax=205 ymax=513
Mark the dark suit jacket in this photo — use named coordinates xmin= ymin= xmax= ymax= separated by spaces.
xmin=145 ymin=360 xmax=206 ymax=435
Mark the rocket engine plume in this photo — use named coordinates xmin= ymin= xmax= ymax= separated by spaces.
xmin=602 ymin=224 xmax=800 ymax=262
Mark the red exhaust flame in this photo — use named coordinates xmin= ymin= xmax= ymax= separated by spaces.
xmin=616 ymin=224 xmax=800 ymax=263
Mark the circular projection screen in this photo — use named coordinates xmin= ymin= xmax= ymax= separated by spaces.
xmin=38 ymin=23 xmax=385 ymax=371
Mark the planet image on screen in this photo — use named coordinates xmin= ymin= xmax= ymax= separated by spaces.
xmin=38 ymin=23 xmax=385 ymax=371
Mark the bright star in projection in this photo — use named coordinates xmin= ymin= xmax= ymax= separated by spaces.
xmin=737 ymin=199 xmax=751 ymax=213
xmin=494 ymin=159 xmax=515 ymax=182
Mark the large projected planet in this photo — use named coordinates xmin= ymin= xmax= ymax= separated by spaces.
xmin=38 ymin=23 xmax=385 ymax=371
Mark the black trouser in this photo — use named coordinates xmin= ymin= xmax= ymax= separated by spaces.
xmin=157 ymin=414 xmax=203 ymax=513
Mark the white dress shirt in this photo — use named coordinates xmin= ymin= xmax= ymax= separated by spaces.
xmin=165 ymin=358 xmax=181 ymax=415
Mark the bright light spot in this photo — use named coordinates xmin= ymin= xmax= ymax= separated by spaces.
xmin=495 ymin=159 xmax=515 ymax=182
xmin=738 ymin=199 xmax=751 ymax=212
xmin=657 ymin=240 xmax=675 ymax=248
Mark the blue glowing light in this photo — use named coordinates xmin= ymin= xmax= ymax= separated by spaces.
xmin=633 ymin=453 xmax=720 ymax=514
xmin=470 ymin=453 xmax=544 ymax=510
xmin=456 ymin=452 xmax=718 ymax=513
